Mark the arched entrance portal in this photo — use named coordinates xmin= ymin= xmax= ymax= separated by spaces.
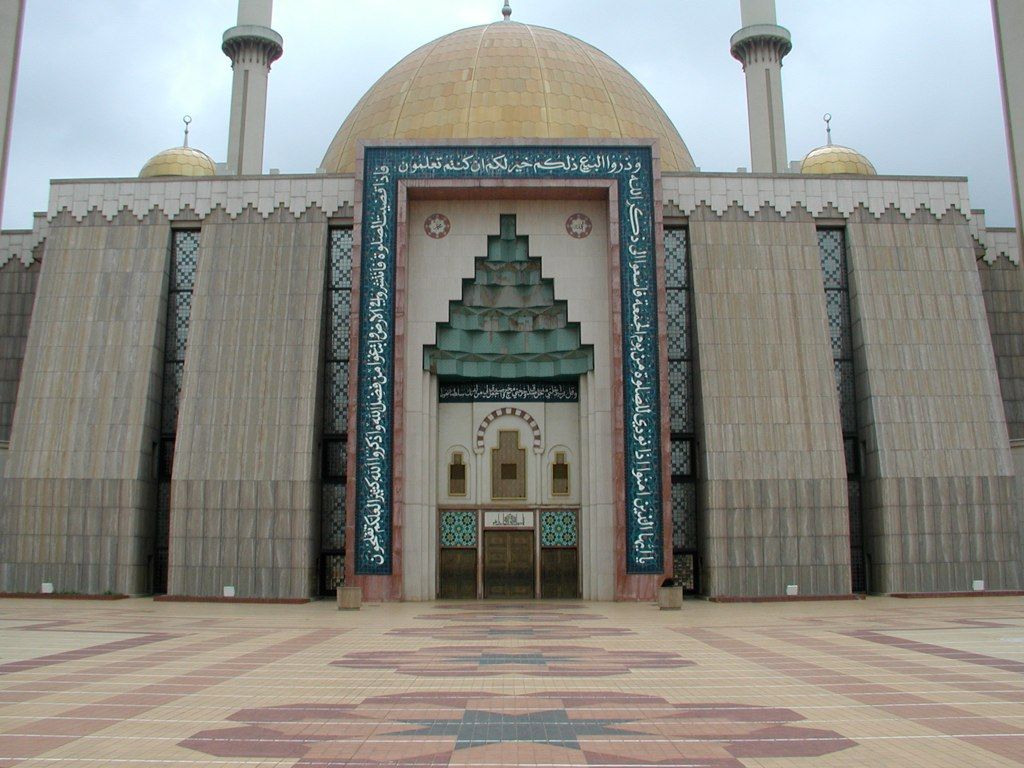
xmin=426 ymin=215 xmax=592 ymax=598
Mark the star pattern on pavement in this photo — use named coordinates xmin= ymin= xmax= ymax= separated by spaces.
xmin=401 ymin=708 xmax=627 ymax=750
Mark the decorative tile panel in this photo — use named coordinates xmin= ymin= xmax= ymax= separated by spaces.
xmin=540 ymin=509 xmax=577 ymax=548
xmin=440 ymin=510 xmax=478 ymax=548
xmin=355 ymin=144 xmax=663 ymax=575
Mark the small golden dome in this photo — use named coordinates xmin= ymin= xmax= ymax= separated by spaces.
xmin=322 ymin=22 xmax=695 ymax=173
xmin=800 ymin=144 xmax=876 ymax=176
xmin=139 ymin=146 xmax=216 ymax=179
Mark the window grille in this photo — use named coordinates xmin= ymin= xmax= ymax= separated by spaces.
xmin=154 ymin=230 xmax=200 ymax=594
xmin=320 ymin=228 xmax=353 ymax=594
xmin=665 ymin=228 xmax=698 ymax=592
xmin=817 ymin=229 xmax=866 ymax=592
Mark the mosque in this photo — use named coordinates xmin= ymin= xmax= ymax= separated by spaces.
xmin=0 ymin=0 xmax=1023 ymax=602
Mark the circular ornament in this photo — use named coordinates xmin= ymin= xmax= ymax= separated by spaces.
xmin=424 ymin=213 xmax=451 ymax=239
xmin=565 ymin=213 xmax=592 ymax=239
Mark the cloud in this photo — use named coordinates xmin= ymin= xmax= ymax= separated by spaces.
xmin=1 ymin=0 xmax=1013 ymax=228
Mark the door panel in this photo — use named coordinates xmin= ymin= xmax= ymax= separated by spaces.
xmin=439 ymin=548 xmax=477 ymax=599
xmin=484 ymin=530 xmax=535 ymax=598
xmin=541 ymin=548 xmax=579 ymax=598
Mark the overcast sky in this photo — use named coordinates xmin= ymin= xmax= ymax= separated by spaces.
xmin=1 ymin=0 xmax=1013 ymax=229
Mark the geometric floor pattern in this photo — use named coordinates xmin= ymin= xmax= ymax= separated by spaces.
xmin=0 ymin=596 xmax=1023 ymax=765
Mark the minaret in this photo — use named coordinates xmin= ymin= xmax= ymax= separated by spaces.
xmin=730 ymin=0 xmax=792 ymax=173
xmin=222 ymin=0 xmax=283 ymax=175
xmin=0 ymin=0 xmax=25 ymax=224
xmin=992 ymin=0 xmax=1024 ymax=256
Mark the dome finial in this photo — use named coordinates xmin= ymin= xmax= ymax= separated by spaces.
xmin=182 ymin=115 xmax=192 ymax=148
xmin=823 ymin=113 xmax=832 ymax=146
xmin=502 ymin=1 xmax=511 ymax=21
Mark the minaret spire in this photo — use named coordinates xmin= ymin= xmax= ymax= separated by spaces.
xmin=0 ymin=0 xmax=25 ymax=226
xmin=502 ymin=1 xmax=512 ymax=21
xmin=730 ymin=0 xmax=792 ymax=173
xmin=182 ymin=115 xmax=192 ymax=148
xmin=992 ymin=0 xmax=1024 ymax=259
xmin=222 ymin=0 xmax=283 ymax=175
xmin=823 ymin=113 xmax=832 ymax=146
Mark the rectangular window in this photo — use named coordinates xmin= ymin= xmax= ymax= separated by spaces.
xmin=552 ymin=452 xmax=570 ymax=496
xmin=448 ymin=453 xmax=467 ymax=496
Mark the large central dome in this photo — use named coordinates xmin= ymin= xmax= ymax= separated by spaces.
xmin=321 ymin=21 xmax=695 ymax=174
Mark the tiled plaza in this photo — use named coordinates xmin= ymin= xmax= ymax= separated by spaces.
xmin=0 ymin=596 xmax=1023 ymax=766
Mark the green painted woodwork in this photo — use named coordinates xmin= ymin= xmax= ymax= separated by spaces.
xmin=424 ymin=215 xmax=594 ymax=381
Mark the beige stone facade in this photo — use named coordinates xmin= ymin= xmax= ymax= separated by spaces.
xmin=0 ymin=169 xmax=1019 ymax=600
xmin=0 ymin=6 xmax=1021 ymax=603
xmin=689 ymin=204 xmax=850 ymax=597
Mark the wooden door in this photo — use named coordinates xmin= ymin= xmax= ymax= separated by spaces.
xmin=439 ymin=548 xmax=477 ymax=599
xmin=541 ymin=549 xmax=579 ymax=598
xmin=484 ymin=530 xmax=535 ymax=598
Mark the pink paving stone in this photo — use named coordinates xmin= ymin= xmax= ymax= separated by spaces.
xmin=1 ymin=596 xmax=1024 ymax=766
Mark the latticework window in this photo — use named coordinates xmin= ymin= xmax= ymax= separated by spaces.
xmin=321 ymin=228 xmax=353 ymax=594
xmin=817 ymin=229 xmax=865 ymax=592
xmin=665 ymin=228 xmax=698 ymax=592
xmin=154 ymin=229 xmax=200 ymax=594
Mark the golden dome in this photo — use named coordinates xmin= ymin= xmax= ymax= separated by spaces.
xmin=139 ymin=146 xmax=217 ymax=178
xmin=321 ymin=22 xmax=695 ymax=173
xmin=800 ymin=144 xmax=876 ymax=176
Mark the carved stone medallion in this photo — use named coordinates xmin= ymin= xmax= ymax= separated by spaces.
xmin=425 ymin=212 xmax=451 ymax=239
xmin=565 ymin=212 xmax=592 ymax=239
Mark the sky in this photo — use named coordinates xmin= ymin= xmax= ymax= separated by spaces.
xmin=1 ymin=0 xmax=1014 ymax=229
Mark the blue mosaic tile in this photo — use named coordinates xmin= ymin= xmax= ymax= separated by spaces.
xmin=441 ymin=510 xmax=477 ymax=548
xmin=541 ymin=509 xmax=577 ymax=548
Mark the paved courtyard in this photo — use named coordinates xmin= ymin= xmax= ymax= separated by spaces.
xmin=0 ymin=596 xmax=1022 ymax=766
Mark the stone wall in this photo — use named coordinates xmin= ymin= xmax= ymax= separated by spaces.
xmin=0 ymin=210 xmax=168 ymax=595
xmin=167 ymin=206 xmax=327 ymax=599
xmin=978 ymin=253 xmax=1024 ymax=439
xmin=0 ymin=254 xmax=39 ymax=441
xmin=846 ymin=207 xmax=1021 ymax=593
xmin=2 ymin=172 xmax=1017 ymax=601
xmin=689 ymin=204 xmax=851 ymax=597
